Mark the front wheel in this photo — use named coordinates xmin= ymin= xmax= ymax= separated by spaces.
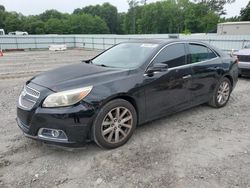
xmin=208 ymin=77 xmax=232 ymax=108
xmin=93 ymin=99 xmax=137 ymax=149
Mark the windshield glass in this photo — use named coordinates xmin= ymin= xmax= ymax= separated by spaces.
xmin=92 ymin=43 xmax=158 ymax=68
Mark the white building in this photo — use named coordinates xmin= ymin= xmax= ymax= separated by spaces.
xmin=217 ymin=21 xmax=250 ymax=35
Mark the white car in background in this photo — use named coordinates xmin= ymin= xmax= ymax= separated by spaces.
xmin=234 ymin=47 xmax=250 ymax=77
xmin=8 ymin=31 xmax=28 ymax=35
xmin=0 ymin=29 xmax=5 ymax=35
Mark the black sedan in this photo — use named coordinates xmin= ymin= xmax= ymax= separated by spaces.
xmin=17 ymin=40 xmax=238 ymax=149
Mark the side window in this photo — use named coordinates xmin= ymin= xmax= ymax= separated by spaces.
xmin=189 ymin=44 xmax=217 ymax=64
xmin=207 ymin=48 xmax=217 ymax=59
xmin=153 ymin=43 xmax=186 ymax=68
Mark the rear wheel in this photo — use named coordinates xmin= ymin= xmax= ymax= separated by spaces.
xmin=93 ymin=99 xmax=137 ymax=149
xmin=208 ymin=77 xmax=232 ymax=108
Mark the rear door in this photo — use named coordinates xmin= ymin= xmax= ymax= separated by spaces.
xmin=144 ymin=43 xmax=193 ymax=120
xmin=187 ymin=43 xmax=221 ymax=104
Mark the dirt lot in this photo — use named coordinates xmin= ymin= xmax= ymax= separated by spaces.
xmin=0 ymin=49 xmax=249 ymax=188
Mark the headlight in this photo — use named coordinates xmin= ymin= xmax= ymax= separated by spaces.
xmin=43 ymin=86 xmax=93 ymax=108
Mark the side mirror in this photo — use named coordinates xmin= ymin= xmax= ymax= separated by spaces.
xmin=146 ymin=63 xmax=168 ymax=74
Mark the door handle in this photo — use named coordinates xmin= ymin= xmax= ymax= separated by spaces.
xmin=182 ymin=75 xmax=192 ymax=79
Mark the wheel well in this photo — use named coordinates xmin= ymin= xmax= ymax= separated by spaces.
xmin=224 ymin=75 xmax=233 ymax=87
xmin=106 ymin=95 xmax=139 ymax=121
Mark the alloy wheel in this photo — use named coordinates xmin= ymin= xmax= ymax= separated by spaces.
xmin=101 ymin=107 xmax=133 ymax=144
xmin=217 ymin=81 xmax=230 ymax=105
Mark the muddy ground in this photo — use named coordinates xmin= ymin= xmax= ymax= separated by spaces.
xmin=0 ymin=49 xmax=249 ymax=188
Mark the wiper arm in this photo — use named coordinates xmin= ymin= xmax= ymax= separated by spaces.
xmin=93 ymin=63 xmax=110 ymax=67
xmin=98 ymin=64 xmax=108 ymax=67
xmin=81 ymin=59 xmax=93 ymax=64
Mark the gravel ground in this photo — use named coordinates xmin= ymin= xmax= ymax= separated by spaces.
xmin=0 ymin=49 xmax=250 ymax=188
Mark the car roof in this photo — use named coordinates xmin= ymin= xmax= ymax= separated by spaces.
xmin=121 ymin=39 xmax=225 ymax=57
xmin=123 ymin=39 xmax=211 ymax=46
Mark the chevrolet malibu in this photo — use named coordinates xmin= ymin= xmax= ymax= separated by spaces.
xmin=17 ymin=40 xmax=238 ymax=149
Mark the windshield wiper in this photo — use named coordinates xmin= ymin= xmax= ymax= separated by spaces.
xmin=94 ymin=64 xmax=111 ymax=67
xmin=99 ymin=64 xmax=109 ymax=67
xmin=82 ymin=59 xmax=93 ymax=64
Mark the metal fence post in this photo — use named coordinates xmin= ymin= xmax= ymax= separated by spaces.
xmin=34 ymin=37 xmax=37 ymax=49
xmin=103 ymin=38 xmax=105 ymax=50
xmin=92 ymin=37 xmax=94 ymax=50
xmin=242 ymin=40 xmax=246 ymax=49
xmin=15 ymin=37 xmax=18 ymax=49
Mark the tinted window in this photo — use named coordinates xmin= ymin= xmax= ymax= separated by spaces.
xmin=208 ymin=48 xmax=217 ymax=59
xmin=153 ymin=43 xmax=186 ymax=68
xmin=189 ymin=44 xmax=217 ymax=63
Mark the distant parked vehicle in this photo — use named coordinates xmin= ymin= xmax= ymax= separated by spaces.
xmin=0 ymin=29 xmax=5 ymax=35
xmin=8 ymin=31 xmax=28 ymax=36
xmin=233 ymin=46 xmax=250 ymax=77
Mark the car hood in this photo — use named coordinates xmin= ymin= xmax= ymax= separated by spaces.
xmin=30 ymin=63 xmax=129 ymax=91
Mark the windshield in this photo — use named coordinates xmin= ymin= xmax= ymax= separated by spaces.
xmin=92 ymin=43 xmax=158 ymax=69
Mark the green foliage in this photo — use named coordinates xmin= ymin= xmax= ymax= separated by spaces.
xmin=39 ymin=10 xmax=65 ymax=21
xmin=194 ymin=0 xmax=235 ymax=15
xmin=23 ymin=17 xmax=45 ymax=34
xmin=66 ymin=14 xmax=110 ymax=34
xmin=73 ymin=3 xmax=118 ymax=34
xmin=0 ymin=1 xmax=245 ymax=35
xmin=4 ymin=12 xmax=24 ymax=33
xmin=125 ymin=0 xmax=219 ymax=34
xmin=0 ymin=5 xmax=5 ymax=11
xmin=240 ymin=1 xmax=250 ymax=21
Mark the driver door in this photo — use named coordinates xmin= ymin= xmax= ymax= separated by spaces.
xmin=143 ymin=43 xmax=193 ymax=121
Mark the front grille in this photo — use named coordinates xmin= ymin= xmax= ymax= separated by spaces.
xmin=238 ymin=55 xmax=250 ymax=62
xmin=25 ymin=86 xmax=40 ymax=98
xmin=18 ymin=85 xmax=40 ymax=110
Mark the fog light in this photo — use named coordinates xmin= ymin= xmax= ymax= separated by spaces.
xmin=38 ymin=128 xmax=68 ymax=141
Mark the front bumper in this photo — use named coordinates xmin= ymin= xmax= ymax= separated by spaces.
xmin=17 ymin=101 xmax=96 ymax=147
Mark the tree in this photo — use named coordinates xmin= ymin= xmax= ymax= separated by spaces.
xmin=127 ymin=0 xmax=140 ymax=34
xmin=23 ymin=16 xmax=45 ymax=34
xmin=0 ymin=5 xmax=6 ymax=28
xmin=73 ymin=3 xmax=118 ymax=34
xmin=4 ymin=12 xmax=24 ymax=32
xmin=39 ymin=10 xmax=65 ymax=21
xmin=194 ymin=0 xmax=235 ymax=15
xmin=117 ymin=13 xmax=126 ymax=34
xmin=66 ymin=14 xmax=109 ymax=34
xmin=0 ymin=0 xmax=235 ymax=35
xmin=240 ymin=1 xmax=250 ymax=21
xmin=0 ymin=5 xmax=5 ymax=11
xmin=45 ymin=18 xmax=65 ymax=34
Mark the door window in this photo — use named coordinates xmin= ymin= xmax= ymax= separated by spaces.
xmin=189 ymin=43 xmax=217 ymax=64
xmin=153 ymin=43 xmax=186 ymax=68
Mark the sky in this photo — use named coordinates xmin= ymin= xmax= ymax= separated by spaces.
xmin=0 ymin=0 xmax=249 ymax=18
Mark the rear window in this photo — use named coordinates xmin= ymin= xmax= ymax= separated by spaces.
xmin=189 ymin=44 xmax=217 ymax=64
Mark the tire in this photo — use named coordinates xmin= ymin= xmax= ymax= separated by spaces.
xmin=92 ymin=99 xmax=137 ymax=149
xmin=208 ymin=77 xmax=232 ymax=108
